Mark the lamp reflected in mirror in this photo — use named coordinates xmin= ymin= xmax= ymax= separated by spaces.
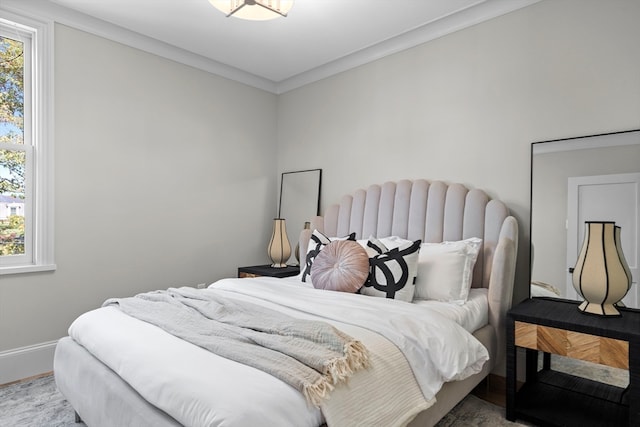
xmin=530 ymin=129 xmax=639 ymax=307
xmin=571 ymin=221 xmax=632 ymax=316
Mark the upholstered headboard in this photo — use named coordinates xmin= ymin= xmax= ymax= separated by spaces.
xmin=299 ymin=179 xmax=518 ymax=369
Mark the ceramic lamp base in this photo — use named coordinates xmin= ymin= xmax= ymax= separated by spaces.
xmin=270 ymin=263 xmax=288 ymax=268
xmin=267 ymin=218 xmax=291 ymax=270
xmin=577 ymin=300 xmax=622 ymax=317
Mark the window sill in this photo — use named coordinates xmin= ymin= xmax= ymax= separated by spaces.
xmin=0 ymin=264 xmax=57 ymax=276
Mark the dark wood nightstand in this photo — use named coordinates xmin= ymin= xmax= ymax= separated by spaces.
xmin=506 ymin=297 xmax=640 ymax=426
xmin=237 ymin=264 xmax=300 ymax=279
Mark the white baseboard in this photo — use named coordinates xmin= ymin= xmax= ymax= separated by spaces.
xmin=0 ymin=340 xmax=59 ymax=385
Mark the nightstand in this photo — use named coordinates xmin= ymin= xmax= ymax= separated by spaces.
xmin=237 ymin=264 xmax=300 ymax=279
xmin=506 ymin=297 xmax=640 ymax=426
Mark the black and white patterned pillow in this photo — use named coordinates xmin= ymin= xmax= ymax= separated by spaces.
xmin=360 ymin=239 xmax=421 ymax=301
xmin=301 ymin=230 xmax=356 ymax=283
xmin=361 ymin=237 xmax=388 ymax=257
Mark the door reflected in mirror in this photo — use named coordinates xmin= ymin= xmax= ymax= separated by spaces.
xmin=278 ymin=169 xmax=322 ymax=265
xmin=530 ymin=130 xmax=640 ymax=307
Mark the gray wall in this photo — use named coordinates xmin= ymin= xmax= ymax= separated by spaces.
xmin=277 ymin=0 xmax=640 ymax=305
xmin=2 ymin=0 xmax=640 ymax=367
xmin=0 ymin=25 xmax=278 ymax=352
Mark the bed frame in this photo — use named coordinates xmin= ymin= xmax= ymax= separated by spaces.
xmin=300 ymin=179 xmax=518 ymax=425
xmin=55 ymin=179 xmax=518 ymax=427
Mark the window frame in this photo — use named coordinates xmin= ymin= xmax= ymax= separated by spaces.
xmin=0 ymin=10 xmax=54 ymax=275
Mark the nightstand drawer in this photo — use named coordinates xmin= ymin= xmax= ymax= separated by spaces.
xmin=238 ymin=272 xmax=261 ymax=278
xmin=515 ymin=321 xmax=629 ymax=369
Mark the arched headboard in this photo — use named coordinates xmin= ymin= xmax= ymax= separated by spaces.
xmin=299 ymin=179 xmax=519 ymax=371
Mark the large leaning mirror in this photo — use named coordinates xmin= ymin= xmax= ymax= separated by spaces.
xmin=530 ymin=129 xmax=640 ymax=307
xmin=278 ymin=169 xmax=322 ymax=265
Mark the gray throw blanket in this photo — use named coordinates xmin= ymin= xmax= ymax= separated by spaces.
xmin=103 ymin=287 xmax=369 ymax=406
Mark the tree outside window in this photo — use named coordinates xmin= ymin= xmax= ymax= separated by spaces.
xmin=0 ymin=11 xmax=53 ymax=274
xmin=0 ymin=35 xmax=25 ymax=256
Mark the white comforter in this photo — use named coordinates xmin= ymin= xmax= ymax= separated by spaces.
xmin=68 ymin=277 xmax=489 ymax=427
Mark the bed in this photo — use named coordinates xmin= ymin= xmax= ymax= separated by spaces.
xmin=54 ymin=179 xmax=518 ymax=427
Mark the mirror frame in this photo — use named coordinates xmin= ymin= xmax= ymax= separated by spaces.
xmin=278 ymin=168 xmax=322 ymax=219
xmin=278 ymin=168 xmax=322 ymax=264
xmin=529 ymin=128 xmax=640 ymax=301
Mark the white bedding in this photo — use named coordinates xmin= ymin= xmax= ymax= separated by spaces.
xmin=413 ymin=288 xmax=489 ymax=333
xmin=281 ymin=275 xmax=489 ymax=333
xmin=68 ymin=277 xmax=489 ymax=427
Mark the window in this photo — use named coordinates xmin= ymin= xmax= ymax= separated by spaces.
xmin=0 ymin=10 xmax=53 ymax=274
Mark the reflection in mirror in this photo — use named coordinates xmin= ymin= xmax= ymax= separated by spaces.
xmin=530 ymin=129 xmax=640 ymax=307
xmin=278 ymin=169 xmax=322 ymax=265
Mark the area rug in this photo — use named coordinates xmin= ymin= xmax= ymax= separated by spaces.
xmin=0 ymin=374 xmax=531 ymax=427
xmin=0 ymin=375 xmax=75 ymax=427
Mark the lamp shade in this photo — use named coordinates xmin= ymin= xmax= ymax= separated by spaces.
xmin=268 ymin=218 xmax=291 ymax=268
xmin=572 ymin=221 xmax=632 ymax=316
xmin=615 ymin=225 xmax=633 ymax=296
xmin=209 ymin=0 xmax=294 ymax=20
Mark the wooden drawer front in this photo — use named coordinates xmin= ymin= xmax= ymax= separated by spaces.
xmin=238 ymin=272 xmax=260 ymax=278
xmin=514 ymin=321 xmax=629 ymax=369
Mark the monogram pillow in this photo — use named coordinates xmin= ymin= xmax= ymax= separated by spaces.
xmin=300 ymin=229 xmax=356 ymax=284
xmin=360 ymin=239 xmax=421 ymax=301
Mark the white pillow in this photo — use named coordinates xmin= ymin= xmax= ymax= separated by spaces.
xmin=414 ymin=237 xmax=482 ymax=304
xmin=357 ymin=235 xmax=412 ymax=256
xmin=378 ymin=236 xmax=413 ymax=249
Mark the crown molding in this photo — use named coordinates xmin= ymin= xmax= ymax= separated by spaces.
xmin=1 ymin=0 xmax=278 ymax=93
xmin=276 ymin=0 xmax=541 ymax=93
xmin=2 ymin=0 xmax=540 ymax=95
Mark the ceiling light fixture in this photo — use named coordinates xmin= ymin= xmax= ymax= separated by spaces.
xmin=209 ymin=0 xmax=294 ymax=21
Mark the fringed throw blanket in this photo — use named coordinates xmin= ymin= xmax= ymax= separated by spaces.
xmin=103 ymin=287 xmax=369 ymax=406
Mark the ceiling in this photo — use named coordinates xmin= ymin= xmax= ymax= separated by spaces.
xmin=8 ymin=0 xmax=540 ymax=93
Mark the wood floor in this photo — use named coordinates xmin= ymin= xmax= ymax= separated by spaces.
xmin=471 ymin=374 xmax=508 ymax=407
xmin=0 ymin=371 xmax=53 ymax=388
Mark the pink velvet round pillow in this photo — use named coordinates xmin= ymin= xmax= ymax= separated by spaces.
xmin=310 ymin=240 xmax=370 ymax=292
